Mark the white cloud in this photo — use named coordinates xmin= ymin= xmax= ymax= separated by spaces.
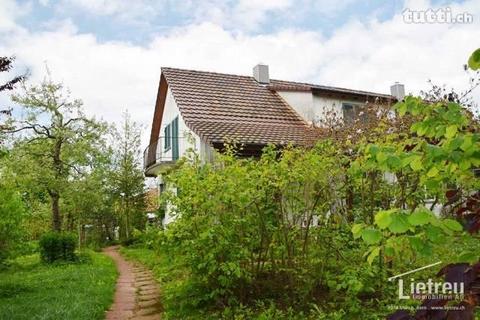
xmin=0 ymin=0 xmax=30 ymax=32
xmin=1 ymin=0 xmax=479 ymax=149
xmin=226 ymin=0 xmax=293 ymax=30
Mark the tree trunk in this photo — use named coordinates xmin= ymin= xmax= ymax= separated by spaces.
xmin=50 ymin=191 xmax=62 ymax=232
xmin=51 ymin=136 xmax=63 ymax=232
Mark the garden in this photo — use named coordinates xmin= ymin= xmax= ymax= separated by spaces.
xmin=0 ymin=49 xmax=479 ymax=319
xmin=120 ymin=49 xmax=480 ymax=319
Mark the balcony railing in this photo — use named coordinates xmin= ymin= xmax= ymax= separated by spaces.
xmin=143 ymin=136 xmax=184 ymax=170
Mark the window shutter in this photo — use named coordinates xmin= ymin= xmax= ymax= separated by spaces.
xmin=164 ymin=124 xmax=171 ymax=150
xmin=172 ymin=117 xmax=179 ymax=160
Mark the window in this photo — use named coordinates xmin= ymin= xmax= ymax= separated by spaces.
xmin=342 ymin=103 xmax=367 ymax=125
xmin=164 ymin=124 xmax=171 ymax=150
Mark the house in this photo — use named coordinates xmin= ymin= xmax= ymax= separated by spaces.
xmin=144 ymin=64 xmax=404 ymax=225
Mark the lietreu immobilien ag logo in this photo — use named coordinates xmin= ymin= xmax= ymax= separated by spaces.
xmin=389 ymin=261 xmax=464 ymax=300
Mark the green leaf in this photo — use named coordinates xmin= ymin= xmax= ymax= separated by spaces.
xmin=458 ymin=251 xmax=478 ymax=264
xmin=401 ymin=155 xmax=414 ymax=167
xmin=425 ymin=225 xmax=444 ymax=243
xmin=410 ymin=156 xmax=423 ymax=171
xmin=445 ymin=125 xmax=458 ymax=139
xmin=408 ymin=210 xmax=431 ymax=226
xmin=440 ymin=222 xmax=453 ymax=236
xmin=459 ymin=159 xmax=471 ymax=171
xmin=418 ymin=242 xmax=433 ymax=256
xmin=367 ymin=246 xmax=381 ymax=265
xmin=387 ymin=155 xmax=402 ymax=169
xmin=376 ymin=152 xmax=387 ymax=163
xmin=408 ymin=236 xmax=422 ymax=250
xmin=417 ymin=123 xmax=427 ymax=136
xmin=468 ymin=48 xmax=480 ymax=70
xmin=361 ymin=228 xmax=382 ymax=245
xmin=397 ymin=102 xmax=407 ymax=116
xmin=384 ymin=245 xmax=395 ymax=257
xmin=460 ymin=135 xmax=473 ymax=151
xmin=426 ymin=167 xmax=439 ymax=177
xmin=367 ymin=144 xmax=379 ymax=156
xmin=388 ymin=214 xmax=410 ymax=234
xmin=443 ymin=219 xmax=463 ymax=232
xmin=375 ymin=210 xmax=393 ymax=229
xmin=351 ymin=223 xmax=364 ymax=239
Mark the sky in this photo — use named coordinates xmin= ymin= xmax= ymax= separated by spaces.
xmin=0 ymin=0 xmax=479 ymax=149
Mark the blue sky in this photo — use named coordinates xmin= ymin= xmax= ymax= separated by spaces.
xmin=17 ymin=1 xmax=408 ymax=44
xmin=1 ymin=0 xmax=479 ymax=146
xmin=15 ymin=1 xmax=465 ymax=43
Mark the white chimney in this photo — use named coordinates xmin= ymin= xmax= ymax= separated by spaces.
xmin=253 ymin=64 xmax=269 ymax=84
xmin=390 ymin=82 xmax=405 ymax=101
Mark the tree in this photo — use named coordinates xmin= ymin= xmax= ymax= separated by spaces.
xmin=7 ymin=77 xmax=106 ymax=232
xmin=111 ymin=111 xmax=145 ymax=240
xmin=64 ymin=162 xmax=118 ymax=247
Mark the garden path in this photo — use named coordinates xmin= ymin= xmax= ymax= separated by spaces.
xmin=103 ymin=246 xmax=162 ymax=320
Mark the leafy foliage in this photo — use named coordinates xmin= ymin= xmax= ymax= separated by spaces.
xmin=110 ymin=111 xmax=146 ymax=241
xmin=153 ymin=142 xmax=392 ymax=318
xmin=7 ymin=78 xmax=107 ymax=231
xmin=0 ymin=183 xmax=26 ymax=263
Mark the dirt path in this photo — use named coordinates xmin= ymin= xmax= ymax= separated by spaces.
xmin=103 ymin=246 xmax=162 ymax=320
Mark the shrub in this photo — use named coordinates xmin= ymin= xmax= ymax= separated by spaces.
xmin=39 ymin=232 xmax=77 ymax=263
xmin=0 ymin=186 xmax=26 ymax=264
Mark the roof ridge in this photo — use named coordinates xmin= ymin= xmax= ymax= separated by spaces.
xmin=161 ymin=66 xmax=314 ymax=87
xmin=161 ymin=66 xmax=253 ymax=80
xmin=161 ymin=66 xmax=393 ymax=98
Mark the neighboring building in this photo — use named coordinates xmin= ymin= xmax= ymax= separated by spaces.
xmin=144 ymin=64 xmax=403 ymax=225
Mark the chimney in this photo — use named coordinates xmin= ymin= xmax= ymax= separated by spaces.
xmin=390 ymin=82 xmax=405 ymax=101
xmin=253 ymin=64 xmax=269 ymax=84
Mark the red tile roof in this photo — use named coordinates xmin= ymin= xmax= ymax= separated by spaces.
xmin=161 ymin=67 xmax=390 ymax=146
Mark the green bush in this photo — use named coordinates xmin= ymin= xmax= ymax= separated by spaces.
xmin=39 ymin=232 xmax=77 ymax=263
xmin=0 ymin=186 xmax=26 ymax=264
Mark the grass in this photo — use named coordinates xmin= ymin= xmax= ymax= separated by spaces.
xmin=120 ymin=246 xmax=160 ymax=270
xmin=119 ymin=246 xmax=177 ymax=290
xmin=0 ymin=251 xmax=117 ymax=320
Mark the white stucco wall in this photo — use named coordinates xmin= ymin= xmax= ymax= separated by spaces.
xmin=277 ymin=91 xmax=363 ymax=125
xmin=155 ymin=87 xmax=215 ymax=226
xmin=277 ymin=91 xmax=314 ymax=122
xmin=160 ymin=87 xmax=196 ymax=160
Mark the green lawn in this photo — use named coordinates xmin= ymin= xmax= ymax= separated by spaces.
xmin=120 ymin=246 xmax=159 ymax=270
xmin=0 ymin=251 xmax=117 ymax=320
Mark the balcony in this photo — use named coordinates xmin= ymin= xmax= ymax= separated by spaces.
xmin=143 ymin=136 xmax=184 ymax=177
